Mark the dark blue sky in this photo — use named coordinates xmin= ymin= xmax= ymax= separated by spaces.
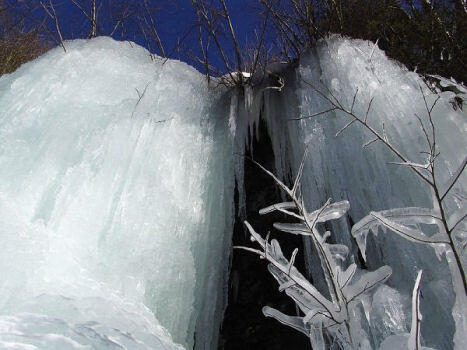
xmin=7 ymin=0 xmax=265 ymax=74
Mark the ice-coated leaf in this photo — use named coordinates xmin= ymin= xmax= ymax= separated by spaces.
xmin=269 ymin=239 xmax=285 ymax=261
xmin=303 ymin=308 xmax=331 ymax=324
xmin=259 ymin=202 xmax=296 ymax=215
xmin=309 ymin=321 xmax=325 ymax=350
xmin=353 ymin=208 xmax=441 ymax=235
xmin=287 ymin=248 xmax=299 ymax=274
xmin=262 ymin=306 xmax=308 ymax=336
xmin=326 ymin=243 xmax=349 ymax=261
xmin=244 ymin=221 xmax=266 ymax=247
xmin=352 ymin=207 xmax=445 ymax=260
xmin=268 ymin=265 xmax=317 ymax=314
xmin=388 ymin=160 xmax=430 ymax=169
xmin=355 ymin=230 xmax=370 ymax=262
xmin=273 ymin=222 xmax=311 ymax=235
xmin=370 ymin=212 xmax=449 ymax=245
xmin=278 ymin=280 xmax=296 ymax=292
xmin=292 ymin=146 xmax=310 ymax=196
xmin=343 ymin=265 xmax=392 ymax=302
xmin=267 ymin=264 xmax=339 ymax=320
xmin=408 ymin=271 xmax=423 ymax=350
xmin=318 ymin=200 xmax=350 ymax=221
xmin=360 ymin=294 xmax=372 ymax=324
xmin=336 ymin=263 xmax=357 ymax=288
xmin=307 ymin=200 xmax=350 ymax=224
xmin=433 ymin=243 xmax=449 ymax=261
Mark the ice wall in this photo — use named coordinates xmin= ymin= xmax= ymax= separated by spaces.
xmin=0 ymin=38 xmax=236 ymax=349
xmin=0 ymin=34 xmax=465 ymax=350
xmin=246 ymin=36 xmax=466 ymax=349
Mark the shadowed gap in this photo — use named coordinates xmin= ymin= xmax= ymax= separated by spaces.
xmin=218 ymin=116 xmax=311 ymax=350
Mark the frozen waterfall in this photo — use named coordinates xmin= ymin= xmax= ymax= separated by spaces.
xmin=0 ymin=38 xmax=236 ymax=349
xmin=238 ymin=36 xmax=466 ymax=350
xmin=0 ymin=36 xmax=465 ymax=349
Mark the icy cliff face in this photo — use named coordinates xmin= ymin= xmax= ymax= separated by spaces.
xmin=0 ymin=38 xmax=235 ymax=349
xmin=245 ymin=36 xmax=466 ymax=349
xmin=0 ymin=35 xmax=465 ymax=350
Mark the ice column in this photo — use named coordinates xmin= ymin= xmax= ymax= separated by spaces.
xmin=0 ymin=38 xmax=236 ymax=349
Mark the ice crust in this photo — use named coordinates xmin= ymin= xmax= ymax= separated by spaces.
xmin=0 ymin=38 xmax=236 ymax=349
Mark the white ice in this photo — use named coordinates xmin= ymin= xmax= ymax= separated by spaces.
xmin=1 ymin=34 xmax=466 ymax=350
xmin=239 ymin=35 xmax=466 ymax=349
xmin=0 ymin=38 xmax=236 ymax=349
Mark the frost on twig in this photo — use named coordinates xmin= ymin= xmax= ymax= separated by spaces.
xmin=408 ymin=270 xmax=423 ymax=350
xmin=378 ymin=271 xmax=436 ymax=350
xmin=236 ymin=152 xmax=393 ymax=349
xmin=351 ymin=207 xmax=448 ymax=261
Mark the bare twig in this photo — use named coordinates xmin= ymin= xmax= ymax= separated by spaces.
xmin=131 ymin=82 xmax=150 ymax=118
xmin=219 ymin=0 xmax=242 ymax=78
xmin=142 ymin=0 xmax=165 ymax=57
xmin=40 ymin=0 xmax=66 ymax=52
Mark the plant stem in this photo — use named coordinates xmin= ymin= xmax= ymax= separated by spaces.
xmin=432 ymin=175 xmax=467 ymax=293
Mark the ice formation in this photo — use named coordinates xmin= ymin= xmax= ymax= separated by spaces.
xmin=0 ymin=38 xmax=236 ymax=349
xmin=238 ymin=36 xmax=466 ymax=349
xmin=0 ymin=35 xmax=465 ymax=349
xmin=241 ymin=170 xmax=393 ymax=350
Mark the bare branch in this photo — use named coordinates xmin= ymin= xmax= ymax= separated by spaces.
xmin=441 ymin=155 xmax=467 ymax=200
xmin=296 ymin=79 xmax=434 ymax=186
xmin=289 ymin=108 xmax=337 ymax=121
xmin=364 ymin=97 xmax=374 ymax=123
xmin=219 ymin=0 xmax=242 ymax=76
xmin=40 ymin=1 xmax=66 ymax=52
xmin=335 ymin=118 xmax=356 ymax=137
xmin=142 ymin=0 xmax=165 ymax=57
xmin=362 ymin=137 xmax=379 ymax=148
xmin=350 ymin=88 xmax=358 ymax=113
xmin=131 ymin=82 xmax=150 ymax=118
xmin=449 ymin=210 xmax=467 ymax=233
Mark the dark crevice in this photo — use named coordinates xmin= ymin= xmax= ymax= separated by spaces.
xmin=218 ymin=117 xmax=311 ymax=350
xmin=348 ymin=215 xmax=368 ymax=270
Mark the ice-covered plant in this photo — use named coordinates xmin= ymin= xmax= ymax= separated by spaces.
xmin=379 ymin=270 xmax=435 ymax=350
xmin=293 ymin=79 xmax=465 ymax=348
xmin=295 ymin=80 xmax=466 ymax=294
xmin=235 ymin=154 xmax=437 ymax=349
xmin=235 ymin=153 xmax=393 ymax=349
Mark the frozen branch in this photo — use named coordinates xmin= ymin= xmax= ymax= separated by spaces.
xmin=237 ymin=151 xmax=392 ymax=347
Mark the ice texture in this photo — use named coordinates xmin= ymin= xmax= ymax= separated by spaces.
xmin=248 ymin=191 xmax=393 ymax=349
xmin=0 ymin=34 xmax=465 ymax=350
xmin=0 ymin=38 xmax=236 ymax=349
xmin=370 ymin=285 xmax=408 ymax=345
xmin=238 ymin=36 xmax=466 ymax=349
